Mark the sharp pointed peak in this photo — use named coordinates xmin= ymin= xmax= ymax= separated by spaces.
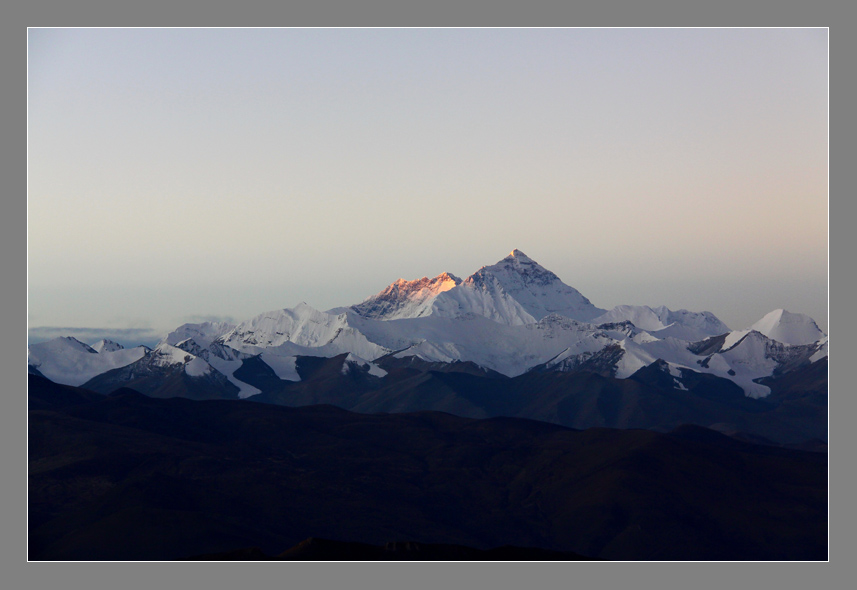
xmin=495 ymin=249 xmax=543 ymax=269
xmin=435 ymin=271 xmax=462 ymax=284
xmin=91 ymin=338 xmax=125 ymax=353
xmin=485 ymin=249 xmax=551 ymax=274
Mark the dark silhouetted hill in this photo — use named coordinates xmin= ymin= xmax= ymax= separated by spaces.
xmin=29 ymin=375 xmax=827 ymax=561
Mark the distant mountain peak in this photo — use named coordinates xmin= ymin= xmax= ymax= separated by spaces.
xmin=50 ymin=336 xmax=99 ymax=354
xmin=27 ymin=336 xmax=148 ymax=386
xmin=750 ymin=309 xmax=825 ymax=346
xmin=443 ymin=250 xmax=604 ymax=323
xmin=501 ymin=249 xmax=541 ymax=266
xmin=159 ymin=321 xmax=236 ymax=350
xmin=91 ymin=339 xmax=124 ymax=353
xmin=351 ymin=272 xmax=462 ymax=320
xmin=349 ymin=250 xmax=605 ymax=324
xmin=472 ymin=250 xmax=562 ymax=286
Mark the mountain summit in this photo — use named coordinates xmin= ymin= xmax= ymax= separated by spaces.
xmin=750 ymin=309 xmax=825 ymax=346
xmin=351 ymin=250 xmax=606 ymax=325
xmin=445 ymin=249 xmax=607 ymax=324
xmin=351 ymin=272 xmax=461 ymax=320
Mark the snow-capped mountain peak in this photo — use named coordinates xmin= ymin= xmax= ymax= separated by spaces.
xmin=351 ymin=272 xmax=462 ymax=320
xmin=27 ymin=336 xmax=148 ymax=386
xmin=750 ymin=309 xmax=826 ymax=346
xmin=55 ymin=336 xmax=98 ymax=354
xmin=503 ymin=249 xmax=538 ymax=265
xmin=151 ymin=342 xmax=196 ymax=366
xmin=174 ymin=338 xmax=207 ymax=358
xmin=159 ymin=321 xmax=236 ymax=349
xmin=429 ymin=250 xmax=607 ymax=325
xmin=473 ymin=249 xmax=565 ymax=289
xmin=349 ymin=250 xmax=605 ymax=325
xmin=91 ymin=339 xmax=124 ymax=353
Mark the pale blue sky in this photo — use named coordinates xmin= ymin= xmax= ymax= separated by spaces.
xmin=28 ymin=28 xmax=828 ymax=344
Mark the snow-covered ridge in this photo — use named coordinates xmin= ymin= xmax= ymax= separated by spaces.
xmin=351 ymin=272 xmax=461 ymax=320
xmin=591 ymin=305 xmax=730 ymax=342
xmin=750 ymin=309 xmax=825 ymax=346
xmin=219 ymin=303 xmax=388 ymax=360
xmin=430 ymin=250 xmax=607 ymax=325
xmin=27 ymin=337 xmax=149 ymax=386
xmin=91 ymin=339 xmax=124 ymax=353
xmin=166 ymin=338 xmax=263 ymax=398
xmin=150 ymin=342 xmax=212 ymax=375
xmin=29 ymin=249 xmax=826 ymax=400
xmin=350 ymin=250 xmax=606 ymax=325
xmin=348 ymin=311 xmax=616 ymax=378
xmin=159 ymin=321 xmax=236 ymax=349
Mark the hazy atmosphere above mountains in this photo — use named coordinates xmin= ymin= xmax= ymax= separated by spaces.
xmin=27 ymin=28 xmax=827 ymax=344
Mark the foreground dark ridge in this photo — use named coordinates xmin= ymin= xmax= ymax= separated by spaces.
xmin=182 ymin=537 xmax=598 ymax=561
xmin=28 ymin=375 xmax=827 ymax=561
xmin=81 ymin=351 xmax=829 ymax=447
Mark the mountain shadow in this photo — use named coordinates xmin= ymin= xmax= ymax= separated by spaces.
xmin=29 ymin=375 xmax=827 ymax=561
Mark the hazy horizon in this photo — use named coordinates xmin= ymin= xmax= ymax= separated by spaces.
xmin=28 ymin=28 xmax=828 ymax=345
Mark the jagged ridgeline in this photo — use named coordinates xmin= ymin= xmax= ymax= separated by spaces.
xmin=28 ymin=250 xmax=827 ymax=444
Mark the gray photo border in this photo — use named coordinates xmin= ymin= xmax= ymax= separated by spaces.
xmin=6 ymin=1 xmax=847 ymax=589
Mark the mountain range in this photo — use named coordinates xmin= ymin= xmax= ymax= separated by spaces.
xmin=27 ymin=250 xmax=829 ymax=561
xmin=28 ymin=250 xmax=828 ymax=444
